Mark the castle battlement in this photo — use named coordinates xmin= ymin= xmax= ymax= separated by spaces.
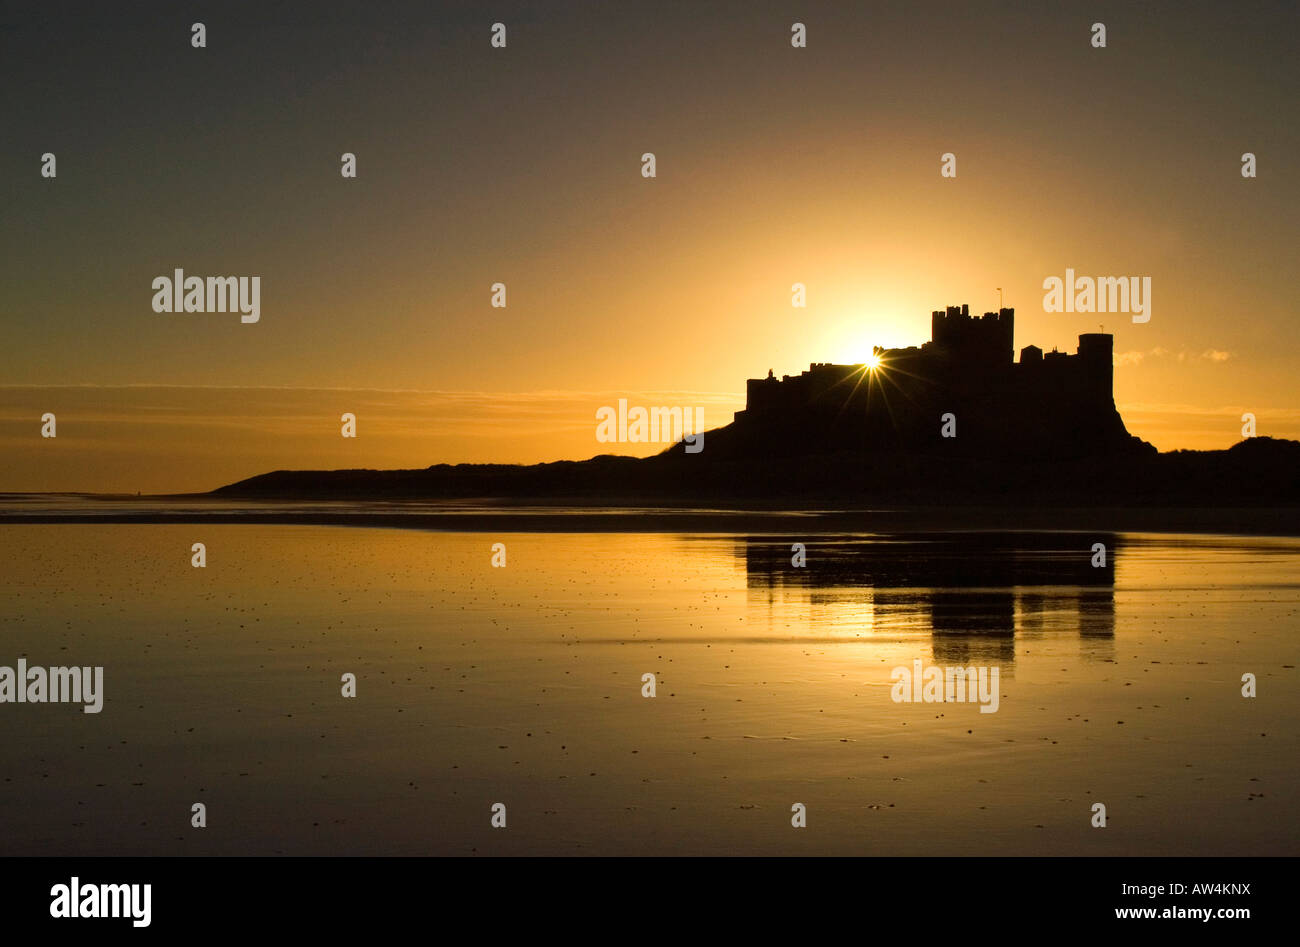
xmin=929 ymin=303 xmax=1015 ymax=366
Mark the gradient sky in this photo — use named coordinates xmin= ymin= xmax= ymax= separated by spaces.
xmin=3 ymin=0 xmax=1297 ymax=492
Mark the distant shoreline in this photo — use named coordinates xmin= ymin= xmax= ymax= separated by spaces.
xmin=2 ymin=498 xmax=1298 ymax=536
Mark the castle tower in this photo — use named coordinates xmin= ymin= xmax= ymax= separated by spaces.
xmin=997 ymin=307 xmax=1014 ymax=364
xmin=1077 ymin=333 xmax=1113 ymax=397
xmin=930 ymin=304 xmax=1014 ymax=365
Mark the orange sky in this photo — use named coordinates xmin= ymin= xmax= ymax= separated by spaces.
xmin=3 ymin=1 xmax=1296 ymax=492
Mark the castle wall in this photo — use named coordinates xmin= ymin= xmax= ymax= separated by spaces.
xmin=738 ymin=305 xmax=1126 ymax=456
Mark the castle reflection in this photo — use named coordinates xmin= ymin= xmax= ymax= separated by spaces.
xmin=735 ymin=532 xmax=1117 ymax=665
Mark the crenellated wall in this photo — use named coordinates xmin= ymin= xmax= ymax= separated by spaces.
xmin=734 ymin=306 xmax=1128 ymax=457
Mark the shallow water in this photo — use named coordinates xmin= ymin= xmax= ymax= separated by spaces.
xmin=0 ymin=525 xmax=1295 ymax=855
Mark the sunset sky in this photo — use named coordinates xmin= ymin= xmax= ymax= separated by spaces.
xmin=3 ymin=0 xmax=1297 ymax=492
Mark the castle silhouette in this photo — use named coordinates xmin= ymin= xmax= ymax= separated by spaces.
xmin=208 ymin=302 xmax=1297 ymax=507
xmin=732 ymin=304 xmax=1146 ymax=459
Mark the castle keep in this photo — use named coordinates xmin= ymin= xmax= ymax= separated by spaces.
xmin=734 ymin=305 xmax=1133 ymax=458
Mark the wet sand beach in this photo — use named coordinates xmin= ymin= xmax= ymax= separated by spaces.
xmin=0 ymin=524 xmax=1295 ymax=855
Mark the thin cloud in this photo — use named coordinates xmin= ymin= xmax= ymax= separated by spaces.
xmin=1114 ymin=348 xmax=1232 ymax=367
